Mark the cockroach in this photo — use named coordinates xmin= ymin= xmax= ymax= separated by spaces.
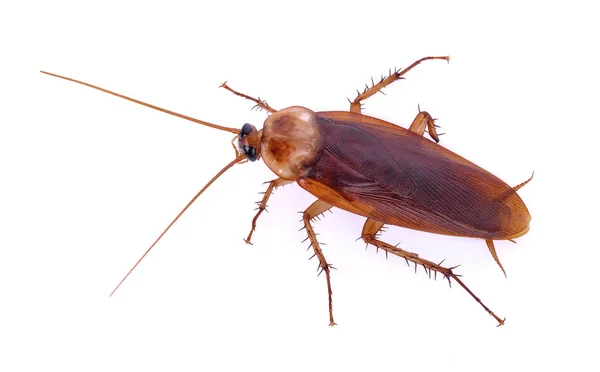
xmin=41 ymin=56 xmax=532 ymax=326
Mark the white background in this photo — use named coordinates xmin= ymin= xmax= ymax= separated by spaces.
xmin=2 ymin=1 xmax=598 ymax=371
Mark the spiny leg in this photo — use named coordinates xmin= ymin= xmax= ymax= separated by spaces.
xmin=302 ymin=199 xmax=335 ymax=326
xmin=245 ymin=178 xmax=293 ymax=244
xmin=349 ymin=56 xmax=450 ymax=113
xmin=220 ymin=82 xmax=276 ymax=113
xmin=361 ymin=218 xmax=505 ymax=326
xmin=408 ymin=109 xmax=440 ymax=143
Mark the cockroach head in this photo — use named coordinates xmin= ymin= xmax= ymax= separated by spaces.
xmin=237 ymin=123 xmax=262 ymax=162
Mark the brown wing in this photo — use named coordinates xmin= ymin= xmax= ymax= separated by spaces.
xmin=297 ymin=111 xmax=530 ymax=239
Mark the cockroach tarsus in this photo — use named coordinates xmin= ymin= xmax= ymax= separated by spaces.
xmin=41 ymin=55 xmax=532 ymax=327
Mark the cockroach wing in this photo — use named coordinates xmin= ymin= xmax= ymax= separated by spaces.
xmin=297 ymin=112 xmax=530 ymax=240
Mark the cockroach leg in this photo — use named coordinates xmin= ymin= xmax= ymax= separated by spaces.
xmin=485 ymin=240 xmax=507 ymax=278
xmin=361 ymin=218 xmax=505 ymax=326
xmin=244 ymin=178 xmax=293 ymax=244
xmin=220 ymin=81 xmax=277 ymax=114
xmin=302 ymin=199 xmax=336 ymax=326
xmin=408 ymin=110 xmax=440 ymax=143
xmin=349 ymin=56 xmax=450 ymax=113
xmin=513 ymin=171 xmax=534 ymax=192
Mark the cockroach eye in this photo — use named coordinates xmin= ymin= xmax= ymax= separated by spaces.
xmin=243 ymin=145 xmax=257 ymax=162
xmin=237 ymin=123 xmax=259 ymax=161
xmin=240 ymin=123 xmax=255 ymax=137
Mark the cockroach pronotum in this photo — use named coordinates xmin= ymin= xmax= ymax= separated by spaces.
xmin=41 ymin=56 xmax=532 ymax=326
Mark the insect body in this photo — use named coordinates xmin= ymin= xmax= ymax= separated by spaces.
xmin=41 ymin=56 xmax=531 ymax=326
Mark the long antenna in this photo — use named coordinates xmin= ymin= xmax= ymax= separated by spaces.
xmin=41 ymin=70 xmax=247 ymax=294
xmin=40 ymin=71 xmax=240 ymax=134
xmin=110 ymin=154 xmax=246 ymax=296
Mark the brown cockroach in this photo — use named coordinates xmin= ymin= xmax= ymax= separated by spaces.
xmin=41 ymin=56 xmax=532 ymax=326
